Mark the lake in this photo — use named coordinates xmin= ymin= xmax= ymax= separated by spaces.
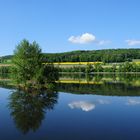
xmin=0 ymin=74 xmax=140 ymax=140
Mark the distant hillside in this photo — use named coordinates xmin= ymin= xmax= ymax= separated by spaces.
xmin=1 ymin=49 xmax=140 ymax=63
xmin=0 ymin=55 xmax=13 ymax=63
xmin=43 ymin=49 xmax=140 ymax=63
xmin=0 ymin=55 xmax=13 ymax=59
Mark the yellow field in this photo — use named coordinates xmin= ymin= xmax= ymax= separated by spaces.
xmin=133 ymin=62 xmax=140 ymax=64
xmin=56 ymin=80 xmax=103 ymax=84
xmin=43 ymin=62 xmax=103 ymax=65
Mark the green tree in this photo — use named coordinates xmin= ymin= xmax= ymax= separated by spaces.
xmin=35 ymin=63 xmax=59 ymax=86
xmin=86 ymin=64 xmax=94 ymax=73
xmin=12 ymin=39 xmax=59 ymax=89
xmin=93 ymin=63 xmax=103 ymax=72
xmin=12 ymin=39 xmax=42 ymax=86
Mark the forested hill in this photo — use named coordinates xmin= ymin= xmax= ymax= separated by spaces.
xmin=1 ymin=49 xmax=140 ymax=63
xmin=0 ymin=55 xmax=13 ymax=60
xmin=43 ymin=49 xmax=140 ymax=63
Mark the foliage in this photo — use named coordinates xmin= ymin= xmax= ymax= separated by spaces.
xmin=11 ymin=39 xmax=58 ymax=88
xmin=35 ymin=64 xmax=59 ymax=85
xmin=12 ymin=39 xmax=42 ymax=86
xmin=59 ymin=66 xmax=86 ymax=73
xmin=117 ymin=62 xmax=140 ymax=72
xmin=43 ymin=49 xmax=140 ymax=63
xmin=1 ymin=48 xmax=140 ymax=63
xmin=93 ymin=63 xmax=103 ymax=72
xmin=0 ymin=55 xmax=12 ymax=64
xmin=86 ymin=64 xmax=94 ymax=73
xmin=59 ymin=62 xmax=140 ymax=73
xmin=0 ymin=66 xmax=10 ymax=73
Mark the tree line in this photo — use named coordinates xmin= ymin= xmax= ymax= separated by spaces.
xmin=43 ymin=49 xmax=140 ymax=63
xmin=1 ymin=49 xmax=140 ymax=63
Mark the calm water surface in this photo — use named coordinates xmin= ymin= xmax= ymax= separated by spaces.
xmin=0 ymin=74 xmax=140 ymax=140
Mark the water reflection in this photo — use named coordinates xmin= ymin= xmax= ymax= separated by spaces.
xmin=58 ymin=82 xmax=140 ymax=96
xmin=57 ymin=73 xmax=140 ymax=96
xmin=8 ymin=89 xmax=58 ymax=134
xmin=0 ymin=73 xmax=140 ymax=139
xmin=97 ymin=99 xmax=110 ymax=104
xmin=68 ymin=101 xmax=95 ymax=112
xmin=59 ymin=73 xmax=140 ymax=86
xmin=126 ymin=99 xmax=140 ymax=105
xmin=0 ymin=73 xmax=140 ymax=96
xmin=68 ymin=99 xmax=110 ymax=112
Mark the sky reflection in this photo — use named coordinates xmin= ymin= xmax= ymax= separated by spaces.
xmin=126 ymin=99 xmax=140 ymax=106
xmin=68 ymin=99 xmax=110 ymax=112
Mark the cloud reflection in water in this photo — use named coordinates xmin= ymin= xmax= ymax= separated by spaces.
xmin=126 ymin=99 xmax=140 ymax=105
xmin=68 ymin=99 xmax=110 ymax=112
xmin=68 ymin=101 xmax=95 ymax=112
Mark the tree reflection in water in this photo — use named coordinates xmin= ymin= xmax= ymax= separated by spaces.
xmin=8 ymin=89 xmax=58 ymax=134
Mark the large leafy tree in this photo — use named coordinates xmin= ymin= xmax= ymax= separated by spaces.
xmin=12 ymin=39 xmax=43 ymax=86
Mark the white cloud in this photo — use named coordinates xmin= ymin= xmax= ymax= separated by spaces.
xmin=125 ymin=39 xmax=140 ymax=46
xmin=68 ymin=33 xmax=111 ymax=45
xmin=126 ymin=99 xmax=140 ymax=105
xmin=97 ymin=40 xmax=111 ymax=45
xmin=68 ymin=101 xmax=95 ymax=112
xmin=68 ymin=33 xmax=96 ymax=44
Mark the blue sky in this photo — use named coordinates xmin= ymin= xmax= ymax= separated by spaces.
xmin=0 ymin=0 xmax=140 ymax=56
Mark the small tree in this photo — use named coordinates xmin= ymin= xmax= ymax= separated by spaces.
xmin=12 ymin=39 xmax=43 ymax=86
xmin=12 ymin=40 xmax=58 ymax=86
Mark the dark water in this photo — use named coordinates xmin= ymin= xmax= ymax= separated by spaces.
xmin=0 ymin=74 xmax=140 ymax=140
